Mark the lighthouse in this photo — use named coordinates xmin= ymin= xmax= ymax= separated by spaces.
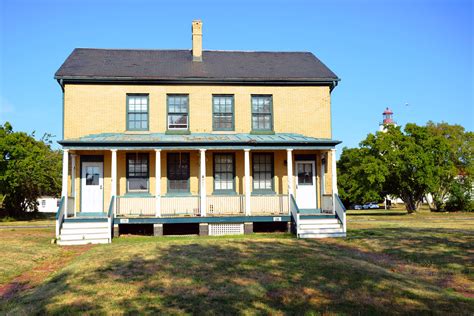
xmin=379 ymin=107 xmax=396 ymax=132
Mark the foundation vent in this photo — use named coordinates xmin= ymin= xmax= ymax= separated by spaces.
xmin=209 ymin=223 xmax=244 ymax=236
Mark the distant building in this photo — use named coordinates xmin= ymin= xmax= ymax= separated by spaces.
xmin=379 ymin=107 xmax=397 ymax=132
xmin=27 ymin=196 xmax=60 ymax=213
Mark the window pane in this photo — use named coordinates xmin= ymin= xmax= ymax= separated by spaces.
xmin=252 ymin=153 xmax=273 ymax=191
xmin=251 ymin=96 xmax=272 ymax=131
xmin=127 ymin=95 xmax=148 ymax=131
xmin=213 ymin=96 xmax=234 ymax=131
xmin=214 ymin=154 xmax=234 ymax=191
xmin=127 ymin=153 xmax=149 ymax=191
xmin=168 ymin=153 xmax=190 ymax=192
xmin=168 ymin=96 xmax=189 ymax=130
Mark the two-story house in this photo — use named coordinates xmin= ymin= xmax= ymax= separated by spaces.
xmin=54 ymin=21 xmax=346 ymax=245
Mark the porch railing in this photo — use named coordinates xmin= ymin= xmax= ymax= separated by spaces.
xmin=161 ymin=195 xmax=200 ymax=217
xmin=107 ymin=196 xmax=115 ymax=242
xmin=114 ymin=194 xmax=290 ymax=217
xmin=250 ymin=194 xmax=289 ymax=215
xmin=290 ymin=194 xmax=300 ymax=236
xmin=116 ymin=196 xmax=156 ymax=216
xmin=55 ymin=196 xmax=66 ymax=238
xmin=206 ymin=195 xmax=245 ymax=216
xmin=335 ymin=194 xmax=346 ymax=233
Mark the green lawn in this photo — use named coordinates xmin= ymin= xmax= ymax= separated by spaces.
xmin=1 ymin=211 xmax=473 ymax=315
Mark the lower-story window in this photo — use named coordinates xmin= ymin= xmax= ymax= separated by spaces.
xmin=126 ymin=153 xmax=149 ymax=192
xmin=252 ymin=153 xmax=274 ymax=192
xmin=167 ymin=153 xmax=190 ymax=193
xmin=214 ymin=153 xmax=235 ymax=193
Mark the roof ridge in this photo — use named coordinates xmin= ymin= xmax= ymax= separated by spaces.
xmin=73 ymin=48 xmax=313 ymax=54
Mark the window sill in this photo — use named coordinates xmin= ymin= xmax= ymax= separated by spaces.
xmin=123 ymin=192 xmax=152 ymax=197
xmin=124 ymin=131 xmax=150 ymax=134
xmin=250 ymin=131 xmax=275 ymax=135
xmin=211 ymin=130 xmax=236 ymax=134
xmin=251 ymin=191 xmax=276 ymax=196
xmin=212 ymin=191 xmax=238 ymax=196
xmin=165 ymin=130 xmax=191 ymax=135
xmin=164 ymin=192 xmax=194 ymax=197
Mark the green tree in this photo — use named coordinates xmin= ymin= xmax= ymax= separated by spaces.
xmin=425 ymin=122 xmax=473 ymax=211
xmin=338 ymin=122 xmax=473 ymax=213
xmin=0 ymin=122 xmax=62 ymax=216
xmin=338 ymin=147 xmax=387 ymax=206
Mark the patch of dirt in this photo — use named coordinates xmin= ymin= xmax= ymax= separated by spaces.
xmin=0 ymin=245 xmax=93 ymax=300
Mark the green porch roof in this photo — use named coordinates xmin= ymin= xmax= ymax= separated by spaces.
xmin=59 ymin=133 xmax=341 ymax=150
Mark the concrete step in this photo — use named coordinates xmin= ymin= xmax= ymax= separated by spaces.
xmin=61 ymin=227 xmax=110 ymax=235
xmin=299 ymin=223 xmax=342 ymax=229
xmin=57 ymin=238 xmax=110 ymax=246
xmin=62 ymin=222 xmax=109 ymax=229
xmin=299 ymin=228 xmax=344 ymax=234
xmin=59 ymin=232 xmax=110 ymax=241
xmin=299 ymin=232 xmax=346 ymax=238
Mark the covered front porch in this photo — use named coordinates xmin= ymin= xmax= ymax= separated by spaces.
xmin=55 ymin=133 xmax=345 ymax=241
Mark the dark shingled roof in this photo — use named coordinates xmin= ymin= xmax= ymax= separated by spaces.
xmin=55 ymin=48 xmax=339 ymax=83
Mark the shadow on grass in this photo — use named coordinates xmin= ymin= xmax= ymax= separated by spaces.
xmin=2 ymin=228 xmax=473 ymax=314
xmin=346 ymin=227 xmax=473 ymax=274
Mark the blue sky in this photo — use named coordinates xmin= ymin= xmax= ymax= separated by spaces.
xmin=0 ymin=0 xmax=472 ymax=152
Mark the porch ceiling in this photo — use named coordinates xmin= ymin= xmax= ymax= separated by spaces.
xmin=59 ymin=133 xmax=341 ymax=150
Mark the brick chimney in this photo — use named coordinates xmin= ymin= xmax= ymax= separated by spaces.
xmin=192 ymin=20 xmax=202 ymax=62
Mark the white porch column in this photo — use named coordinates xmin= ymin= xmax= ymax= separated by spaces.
xmin=331 ymin=148 xmax=338 ymax=211
xmin=61 ymin=149 xmax=69 ymax=218
xmin=155 ymin=149 xmax=161 ymax=217
xmin=287 ymin=149 xmax=293 ymax=214
xmin=200 ymin=149 xmax=207 ymax=217
xmin=71 ymin=154 xmax=76 ymax=217
xmin=111 ymin=149 xmax=117 ymax=216
xmin=244 ymin=149 xmax=251 ymax=216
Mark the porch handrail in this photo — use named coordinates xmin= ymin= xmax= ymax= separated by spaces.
xmin=55 ymin=196 xmax=65 ymax=238
xmin=107 ymin=196 xmax=115 ymax=242
xmin=290 ymin=194 xmax=300 ymax=237
xmin=334 ymin=194 xmax=346 ymax=233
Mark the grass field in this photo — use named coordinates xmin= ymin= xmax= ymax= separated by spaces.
xmin=0 ymin=210 xmax=473 ymax=315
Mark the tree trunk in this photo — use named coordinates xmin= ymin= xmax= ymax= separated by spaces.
xmin=401 ymin=193 xmax=417 ymax=213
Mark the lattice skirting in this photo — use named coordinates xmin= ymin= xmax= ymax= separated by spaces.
xmin=208 ymin=223 xmax=244 ymax=236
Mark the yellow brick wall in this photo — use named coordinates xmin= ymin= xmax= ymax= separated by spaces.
xmin=64 ymin=84 xmax=332 ymax=139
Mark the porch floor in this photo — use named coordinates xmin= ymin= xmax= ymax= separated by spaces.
xmin=76 ymin=212 xmax=107 ymax=218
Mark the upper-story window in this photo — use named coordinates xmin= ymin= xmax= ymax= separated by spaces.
xmin=251 ymin=95 xmax=273 ymax=131
xmin=213 ymin=95 xmax=234 ymax=131
xmin=167 ymin=95 xmax=189 ymax=130
xmin=127 ymin=94 xmax=149 ymax=131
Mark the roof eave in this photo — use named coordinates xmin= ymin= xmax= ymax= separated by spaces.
xmin=54 ymin=76 xmax=340 ymax=87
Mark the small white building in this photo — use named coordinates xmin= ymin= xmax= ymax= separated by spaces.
xmin=28 ymin=196 xmax=60 ymax=213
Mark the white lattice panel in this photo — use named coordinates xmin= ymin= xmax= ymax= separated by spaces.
xmin=209 ymin=223 xmax=244 ymax=236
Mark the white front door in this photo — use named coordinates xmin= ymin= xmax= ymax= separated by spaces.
xmin=295 ymin=161 xmax=317 ymax=209
xmin=81 ymin=162 xmax=103 ymax=212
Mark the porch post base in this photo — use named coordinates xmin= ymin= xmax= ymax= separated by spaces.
xmin=199 ymin=223 xmax=209 ymax=236
xmin=287 ymin=221 xmax=292 ymax=233
xmin=244 ymin=222 xmax=253 ymax=234
xmin=113 ymin=224 xmax=119 ymax=238
xmin=153 ymin=224 xmax=163 ymax=236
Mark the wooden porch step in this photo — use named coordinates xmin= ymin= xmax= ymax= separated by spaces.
xmin=59 ymin=232 xmax=110 ymax=241
xmin=299 ymin=232 xmax=346 ymax=238
xmin=62 ymin=222 xmax=109 ymax=229
xmin=57 ymin=238 xmax=110 ymax=246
